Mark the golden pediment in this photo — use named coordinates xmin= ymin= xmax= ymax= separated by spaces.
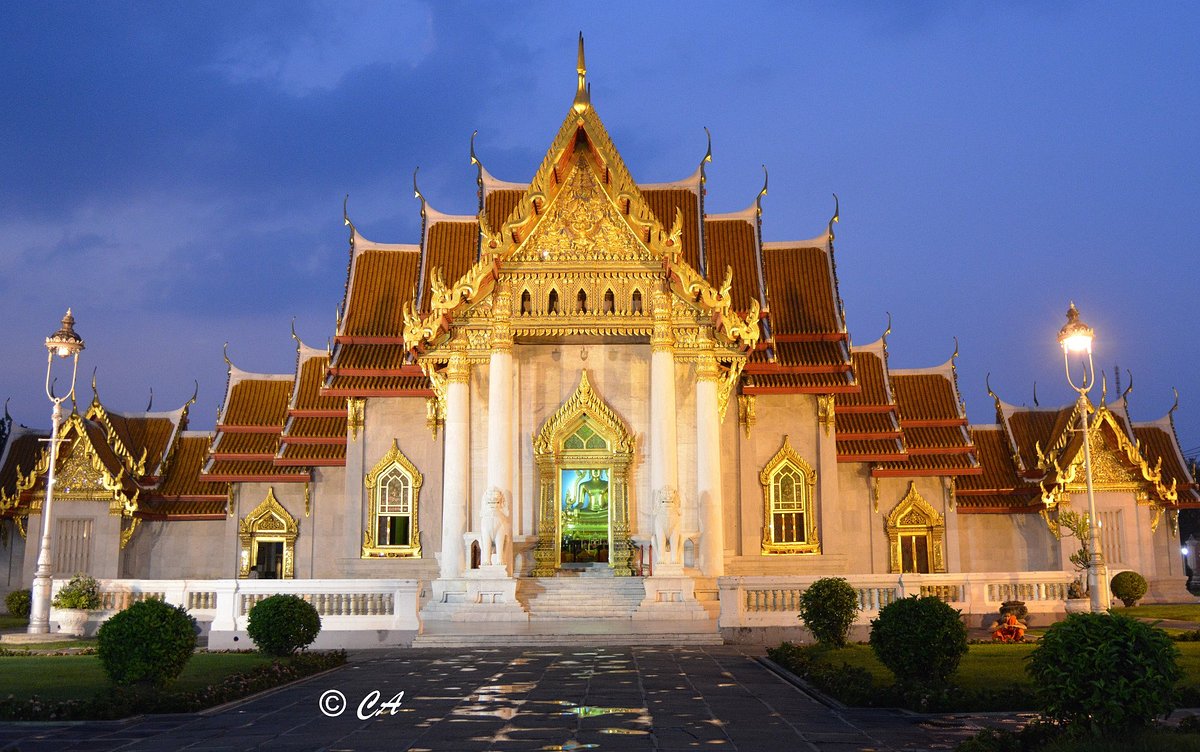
xmin=511 ymin=155 xmax=655 ymax=264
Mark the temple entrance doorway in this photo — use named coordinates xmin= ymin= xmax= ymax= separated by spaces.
xmin=532 ymin=372 xmax=634 ymax=576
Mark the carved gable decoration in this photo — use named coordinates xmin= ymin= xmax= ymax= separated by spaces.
xmin=533 ymin=370 xmax=635 ymax=456
xmin=512 ymin=155 xmax=655 ymax=264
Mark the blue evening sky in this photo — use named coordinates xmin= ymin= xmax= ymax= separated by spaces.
xmin=1 ymin=2 xmax=1197 ymax=460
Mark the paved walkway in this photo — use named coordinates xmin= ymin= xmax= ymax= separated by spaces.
xmin=0 ymin=646 xmax=1030 ymax=751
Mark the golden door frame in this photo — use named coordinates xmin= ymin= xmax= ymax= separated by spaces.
xmin=238 ymin=488 xmax=298 ymax=579
xmin=532 ymin=371 xmax=634 ymax=576
xmin=885 ymin=482 xmax=946 ymax=574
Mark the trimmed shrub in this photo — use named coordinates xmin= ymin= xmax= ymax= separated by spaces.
xmin=869 ymin=595 xmax=967 ymax=688
xmin=5 ymin=588 xmax=31 ymax=618
xmin=51 ymin=573 xmax=101 ymax=610
xmin=246 ymin=594 xmax=321 ymax=656
xmin=798 ymin=577 xmax=860 ymax=647
xmin=1111 ymin=570 xmax=1148 ymax=607
xmin=97 ymin=599 xmax=197 ymax=686
xmin=1028 ymin=611 xmax=1180 ymax=734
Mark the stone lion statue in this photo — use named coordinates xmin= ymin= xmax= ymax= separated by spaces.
xmin=479 ymin=486 xmax=511 ymax=569
xmin=651 ymin=486 xmax=683 ymax=565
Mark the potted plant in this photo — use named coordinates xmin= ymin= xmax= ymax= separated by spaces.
xmin=1064 ymin=578 xmax=1090 ymax=614
xmin=51 ymin=573 xmax=102 ymax=636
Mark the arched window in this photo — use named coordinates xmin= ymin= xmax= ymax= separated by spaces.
xmin=548 ymin=289 xmax=559 ymax=314
xmin=362 ymin=440 xmax=423 ymax=558
xmin=520 ymin=289 xmax=532 ymax=315
xmin=630 ymin=289 xmax=643 ymax=314
xmin=603 ymin=288 xmax=615 ymax=313
xmin=885 ymin=482 xmax=946 ymax=573
xmin=759 ymin=435 xmax=819 ymax=554
xmin=577 ymin=288 xmax=588 ymax=313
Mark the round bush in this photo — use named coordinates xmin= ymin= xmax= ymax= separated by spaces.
xmin=97 ymin=599 xmax=197 ymax=686
xmin=247 ymin=594 xmax=321 ymax=656
xmin=5 ymin=588 xmax=31 ymax=618
xmin=1111 ymin=570 xmax=1148 ymax=607
xmin=869 ymin=595 xmax=967 ymax=688
xmin=798 ymin=577 xmax=860 ymax=647
xmin=1028 ymin=611 xmax=1179 ymax=733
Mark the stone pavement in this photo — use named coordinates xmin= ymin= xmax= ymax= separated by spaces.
xmin=0 ymin=646 xmax=1027 ymax=752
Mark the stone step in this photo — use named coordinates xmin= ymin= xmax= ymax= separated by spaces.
xmin=411 ymin=630 xmax=723 ymax=648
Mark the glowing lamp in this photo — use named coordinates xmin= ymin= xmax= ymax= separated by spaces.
xmin=1057 ymin=303 xmax=1094 ymax=354
xmin=45 ymin=309 xmax=85 ymax=359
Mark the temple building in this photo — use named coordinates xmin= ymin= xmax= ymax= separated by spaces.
xmin=1 ymin=42 xmax=1196 ymax=645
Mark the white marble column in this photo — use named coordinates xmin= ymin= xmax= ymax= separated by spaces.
xmin=649 ymin=290 xmax=678 ymax=494
xmin=439 ymin=350 xmax=470 ymax=579
xmin=695 ymin=353 xmax=725 ymax=576
xmin=485 ymin=289 xmax=514 ymax=574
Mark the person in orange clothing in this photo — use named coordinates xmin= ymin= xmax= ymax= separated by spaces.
xmin=991 ymin=613 xmax=1027 ymax=642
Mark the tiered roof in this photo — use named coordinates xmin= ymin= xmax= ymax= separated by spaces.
xmin=278 ymin=342 xmax=347 ymax=467
xmin=954 ymin=389 xmax=1199 ymax=513
xmin=0 ymin=389 xmax=229 ymax=522
xmin=202 ymin=360 xmax=306 ymax=483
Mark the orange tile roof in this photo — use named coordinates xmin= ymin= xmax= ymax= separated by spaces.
xmin=202 ymin=459 xmax=307 ymax=482
xmin=1001 ymin=405 xmax=1075 ymax=473
xmin=210 ymin=431 xmax=277 ymax=456
xmin=220 ymin=378 xmax=291 ymax=427
xmin=836 ymin=438 xmax=906 ymax=460
xmin=744 ymin=371 xmax=856 ymax=392
xmin=837 ymin=350 xmax=893 ymax=410
xmin=702 ymin=218 xmax=760 ymax=313
xmin=277 ymin=442 xmax=347 ymax=465
xmin=485 ymin=188 xmax=524 ymax=228
xmin=0 ymin=427 xmax=47 ymax=506
xmin=873 ymin=452 xmax=980 ymax=474
xmin=419 ymin=220 xmax=479 ymax=315
xmin=101 ymin=413 xmax=178 ymax=474
xmin=1132 ymin=423 xmax=1200 ymax=506
xmin=892 ymin=373 xmax=963 ymax=423
xmin=904 ymin=426 xmax=973 ymax=452
xmin=835 ymin=411 xmax=900 ymax=437
xmin=342 ymin=249 xmax=421 ymax=339
xmin=643 ymin=188 xmax=701 ymax=269
xmin=286 ymin=417 xmax=347 ymax=440
xmin=322 ymin=374 xmax=432 ymax=396
xmin=771 ymin=341 xmax=850 ymax=369
xmin=955 ymin=427 xmax=1043 ymax=512
xmin=330 ymin=344 xmax=411 ymax=372
xmin=761 ymin=245 xmax=840 ymax=335
xmin=146 ymin=434 xmax=227 ymax=517
xmin=292 ymin=356 xmax=343 ymax=412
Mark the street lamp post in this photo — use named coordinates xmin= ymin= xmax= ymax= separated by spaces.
xmin=1057 ymin=302 xmax=1109 ymax=613
xmin=27 ymin=309 xmax=85 ymax=634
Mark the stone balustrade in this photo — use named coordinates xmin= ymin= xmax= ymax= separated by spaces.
xmin=718 ymin=571 xmax=1077 ymax=628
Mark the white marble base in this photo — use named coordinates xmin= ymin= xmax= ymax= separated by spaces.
xmin=634 ymin=574 xmax=709 ymax=620
xmin=421 ymin=576 xmax=529 ymax=623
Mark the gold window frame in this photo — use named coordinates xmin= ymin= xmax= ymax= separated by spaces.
xmin=759 ymin=435 xmax=820 ymax=555
xmin=885 ymin=481 xmax=946 ymax=574
xmin=238 ymin=487 xmax=298 ymax=579
xmin=362 ymin=439 xmax=423 ymax=558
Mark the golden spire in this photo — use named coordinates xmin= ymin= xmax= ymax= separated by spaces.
xmin=573 ymin=32 xmax=590 ymax=113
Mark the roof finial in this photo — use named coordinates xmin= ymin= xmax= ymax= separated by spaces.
xmin=1121 ymin=369 xmax=1133 ymax=405
xmin=470 ymin=129 xmax=484 ymax=188
xmin=573 ymin=32 xmax=590 ymax=113
xmin=828 ymin=193 xmax=840 ymax=244
xmin=1100 ymin=371 xmax=1108 ymax=406
xmin=291 ymin=317 xmax=301 ymax=352
xmin=1169 ymin=387 xmax=1180 ymax=417
xmin=146 ymin=387 xmax=153 ymax=412
xmin=755 ymin=165 xmax=769 ymax=216
xmin=91 ymin=366 xmax=99 ymax=404
xmin=187 ymin=380 xmax=199 ymax=408
xmin=1033 ymin=381 xmax=1039 ymax=407
xmin=412 ymin=167 xmax=426 ymax=219
xmin=223 ymin=342 xmax=232 ymax=372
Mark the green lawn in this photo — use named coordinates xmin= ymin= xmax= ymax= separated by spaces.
xmin=1 ymin=652 xmax=276 ymax=702
xmin=1113 ymin=604 xmax=1200 ymax=621
xmin=2 ymin=639 xmax=96 ymax=651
